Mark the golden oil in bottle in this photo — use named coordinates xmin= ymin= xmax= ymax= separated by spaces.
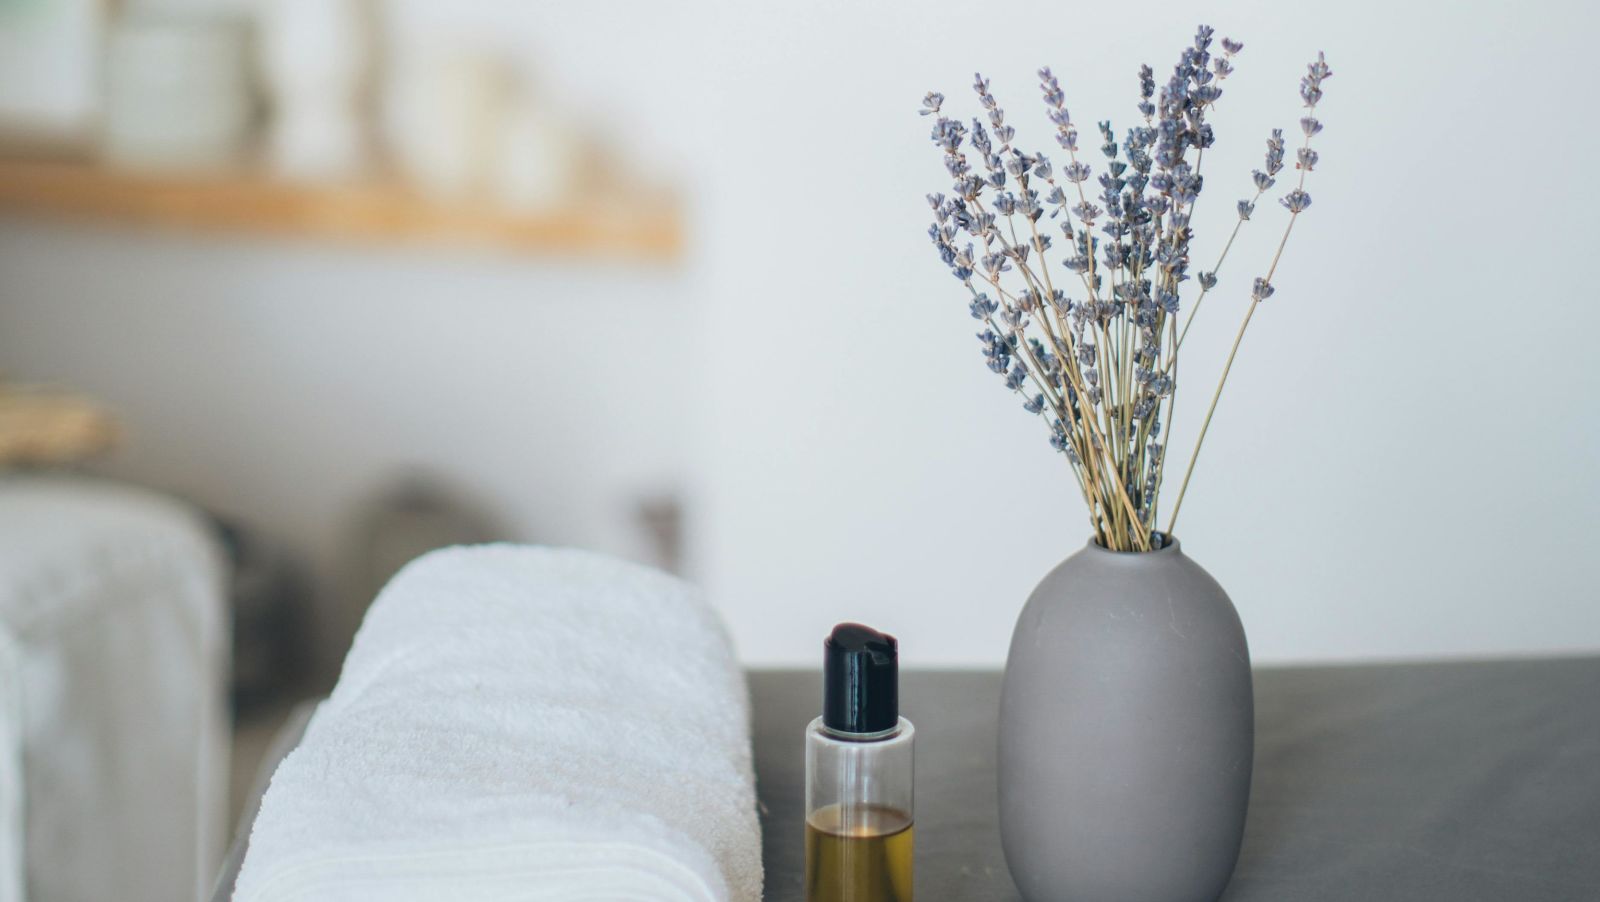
xmin=807 ymin=624 xmax=915 ymax=901
xmin=804 ymin=802 xmax=913 ymax=902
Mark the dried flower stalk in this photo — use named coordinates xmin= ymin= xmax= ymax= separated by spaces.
xmin=923 ymin=27 xmax=1332 ymax=551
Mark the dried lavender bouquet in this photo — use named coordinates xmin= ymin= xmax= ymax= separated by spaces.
xmin=923 ymin=26 xmax=1331 ymax=552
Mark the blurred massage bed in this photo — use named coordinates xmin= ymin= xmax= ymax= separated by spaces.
xmin=0 ymin=474 xmax=229 ymax=902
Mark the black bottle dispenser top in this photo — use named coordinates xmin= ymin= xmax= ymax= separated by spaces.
xmin=823 ymin=623 xmax=899 ymax=735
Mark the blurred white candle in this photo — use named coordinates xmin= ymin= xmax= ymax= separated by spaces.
xmin=259 ymin=0 xmax=372 ymax=182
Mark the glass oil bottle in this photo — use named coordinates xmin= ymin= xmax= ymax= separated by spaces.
xmin=804 ymin=623 xmax=914 ymax=902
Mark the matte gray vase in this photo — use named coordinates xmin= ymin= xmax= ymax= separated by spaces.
xmin=998 ymin=536 xmax=1252 ymax=902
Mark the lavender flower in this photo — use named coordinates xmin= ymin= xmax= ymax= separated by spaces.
xmin=1300 ymin=52 xmax=1331 ymax=107
xmin=931 ymin=117 xmax=965 ymax=153
xmin=921 ymin=31 xmax=1332 ymax=551
xmin=1264 ymin=129 xmax=1286 ymax=175
xmin=1038 ymin=67 xmax=1079 ymax=152
xmin=983 ymin=251 xmax=1012 ymax=278
xmin=977 ymin=328 xmax=1014 ymax=373
xmin=1048 ymin=420 xmax=1074 ymax=455
xmin=1005 ymin=364 xmax=1028 ymax=391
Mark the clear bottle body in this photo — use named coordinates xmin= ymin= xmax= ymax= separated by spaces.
xmin=804 ymin=716 xmax=914 ymax=902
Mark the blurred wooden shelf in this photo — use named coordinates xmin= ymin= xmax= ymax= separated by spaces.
xmin=0 ymin=159 xmax=682 ymax=263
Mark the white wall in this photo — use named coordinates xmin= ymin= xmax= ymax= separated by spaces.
xmin=4 ymin=0 xmax=1598 ymax=670
xmin=0 ymin=223 xmax=694 ymax=670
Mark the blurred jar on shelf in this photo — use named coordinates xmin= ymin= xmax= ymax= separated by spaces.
xmin=258 ymin=0 xmax=375 ymax=182
xmin=102 ymin=15 xmax=255 ymax=170
xmin=382 ymin=44 xmax=586 ymax=210
xmin=496 ymin=78 xmax=588 ymax=212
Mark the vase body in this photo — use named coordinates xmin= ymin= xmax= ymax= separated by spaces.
xmin=998 ymin=537 xmax=1252 ymax=902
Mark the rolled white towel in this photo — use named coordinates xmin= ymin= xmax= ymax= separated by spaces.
xmin=233 ymin=545 xmax=762 ymax=901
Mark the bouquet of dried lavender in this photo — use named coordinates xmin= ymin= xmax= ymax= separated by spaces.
xmin=923 ymin=26 xmax=1331 ymax=552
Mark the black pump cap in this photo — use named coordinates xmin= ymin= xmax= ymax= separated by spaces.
xmin=823 ymin=623 xmax=899 ymax=734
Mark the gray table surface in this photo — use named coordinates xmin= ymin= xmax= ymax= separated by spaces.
xmin=753 ymin=660 xmax=1600 ymax=901
xmin=217 ymin=657 xmax=1600 ymax=900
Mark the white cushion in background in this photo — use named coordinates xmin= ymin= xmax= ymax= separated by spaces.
xmin=0 ymin=475 xmax=229 ymax=902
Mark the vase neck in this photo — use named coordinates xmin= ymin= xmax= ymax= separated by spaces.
xmin=1083 ymin=533 xmax=1181 ymax=561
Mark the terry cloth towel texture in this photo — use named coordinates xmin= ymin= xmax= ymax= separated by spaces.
xmin=233 ymin=544 xmax=761 ymax=901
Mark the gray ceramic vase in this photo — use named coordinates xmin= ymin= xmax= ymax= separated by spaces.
xmin=998 ymin=536 xmax=1252 ymax=902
